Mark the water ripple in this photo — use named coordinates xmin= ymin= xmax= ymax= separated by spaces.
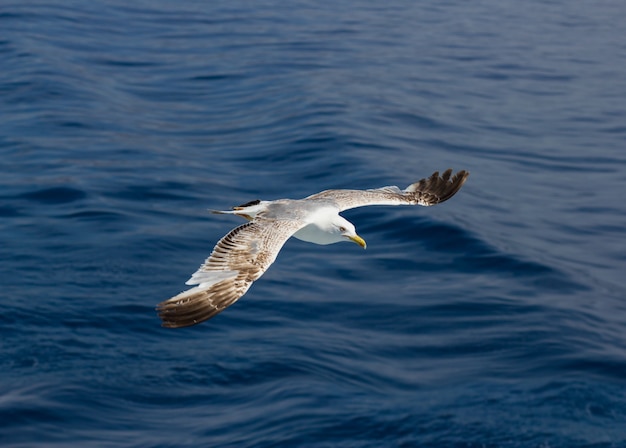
xmin=2 ymin=0 xmax=626 ymax=446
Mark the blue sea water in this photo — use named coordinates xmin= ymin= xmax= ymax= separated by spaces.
xmin=2 ymin=0 xmax=626 ymax=446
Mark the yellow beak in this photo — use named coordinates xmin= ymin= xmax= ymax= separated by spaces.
xmin=348 ymin=234 xmax=367 ymax=249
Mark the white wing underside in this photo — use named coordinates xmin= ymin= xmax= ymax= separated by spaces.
xmin=157 ymin=217 xmax=306 ymax=327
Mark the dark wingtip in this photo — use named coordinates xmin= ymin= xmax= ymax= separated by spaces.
xmin=438 ymin=168 xmax=469 ymax=203
xmin=410 ymin=169 xmax=469 ymax=205
xmin=156 ymin=290 xmax=222 ymax=328
xmin=435 ymin=168 xmax=469 ymax=203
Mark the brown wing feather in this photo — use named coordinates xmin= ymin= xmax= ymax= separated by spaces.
xmin=157 ymin=218 xmax=304 ymax=328
xmin=405 ymin=169 xmax=470 ymax=206
xmin=307 ymin=169 xmax=469 ymax=211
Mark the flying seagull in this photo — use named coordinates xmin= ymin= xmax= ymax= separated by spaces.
xmin=157 ymin=169 xmax=469 ymax=328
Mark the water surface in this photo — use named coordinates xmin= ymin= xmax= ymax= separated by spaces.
xmin=2 ymin=0 xmax=626 ymax=446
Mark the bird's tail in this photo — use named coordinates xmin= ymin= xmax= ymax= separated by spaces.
xmin=209 ymin=200 xmax=269 ymax=221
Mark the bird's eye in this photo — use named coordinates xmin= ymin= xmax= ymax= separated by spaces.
xmin=339 ymin=226 xmax=346 ymax=232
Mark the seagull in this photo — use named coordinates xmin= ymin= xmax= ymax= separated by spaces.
xmin=157 ymin=169 xmax=469 ymax=328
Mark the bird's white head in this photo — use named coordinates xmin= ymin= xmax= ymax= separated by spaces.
xmin=332 ymin=215 xmax=367 ymax=249
xmin=296 ymin=208 xmax=367 ymax=248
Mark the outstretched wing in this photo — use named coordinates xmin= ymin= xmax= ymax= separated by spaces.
xmin=306 ymin=169 xmax=469 ymax=212
xmin=157 ymin=217 xmax=305 ymax=328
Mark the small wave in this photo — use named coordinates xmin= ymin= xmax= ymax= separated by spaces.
xmin=19 ymin=186 xmax=87 ymax=204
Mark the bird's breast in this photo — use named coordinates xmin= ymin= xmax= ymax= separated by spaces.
xmin=292 ymin=223 xmax=337 ymax=245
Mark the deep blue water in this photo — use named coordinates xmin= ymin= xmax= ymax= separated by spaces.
xmin=2 ymin=0 xmax=626 ymax=446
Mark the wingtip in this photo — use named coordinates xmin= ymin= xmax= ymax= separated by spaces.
xmin=405 ymin=169 xmax=470 ymax=205
xmin=436 ymin=168 xmax=469 ymax=203
xmin=156 ymin=289 xmax=220 ymax=328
